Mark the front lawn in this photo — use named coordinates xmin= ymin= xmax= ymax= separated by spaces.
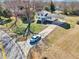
xmin=13 ymin=23 xmax=47 ymax=35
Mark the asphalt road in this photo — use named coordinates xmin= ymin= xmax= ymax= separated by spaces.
xmin=0 ymin=30 xmax=25 ymax=59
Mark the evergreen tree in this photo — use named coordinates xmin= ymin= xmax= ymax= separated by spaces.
xmin=50 ymin=1 xmax=55 ymax=13
xmin=45 ymin=1 xmax=55 ymax=13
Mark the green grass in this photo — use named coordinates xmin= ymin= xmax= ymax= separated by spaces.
xmin=13 ymin=23 xmax=46 ymax=35
xmin=31 ymin=23 xmax=46 ymax=33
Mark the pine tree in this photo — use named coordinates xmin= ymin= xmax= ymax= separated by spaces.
xmin=50 ymin=1 xmax=55 ymax=13
xmin=45 ymin=1 xmax=55 ymax=13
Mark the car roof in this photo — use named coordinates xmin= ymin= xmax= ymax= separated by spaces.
xmin=32 ymin=35 xmax=41 ymax=38
xmin=32 ymin=36 xmax=37 ymax=38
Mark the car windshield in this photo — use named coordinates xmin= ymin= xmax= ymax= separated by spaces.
xmin=31 ymin=36 xmax=38 ymax=39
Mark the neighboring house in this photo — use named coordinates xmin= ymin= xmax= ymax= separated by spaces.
xmin=35 ymin=10 xmax=56 ymax=23
xmin=35 ymin=10 xmax=65 ymax=24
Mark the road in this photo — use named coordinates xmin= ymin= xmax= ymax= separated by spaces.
xmin=0 ymin=31 xmax=25 ymax=59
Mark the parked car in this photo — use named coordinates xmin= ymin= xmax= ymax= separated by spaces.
xmin=30 ymin=35 xmax=41 ymax=45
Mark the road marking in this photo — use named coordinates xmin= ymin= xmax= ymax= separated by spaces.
xmin=0 ymin=42 xmax=7 ymax=59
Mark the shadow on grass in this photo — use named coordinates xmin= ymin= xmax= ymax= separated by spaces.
xmin=37 ymin=20 xmax=71 ymax=29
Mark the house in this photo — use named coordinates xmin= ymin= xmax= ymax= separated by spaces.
xmin=35 ymin=10 xmax=56 ymax=23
